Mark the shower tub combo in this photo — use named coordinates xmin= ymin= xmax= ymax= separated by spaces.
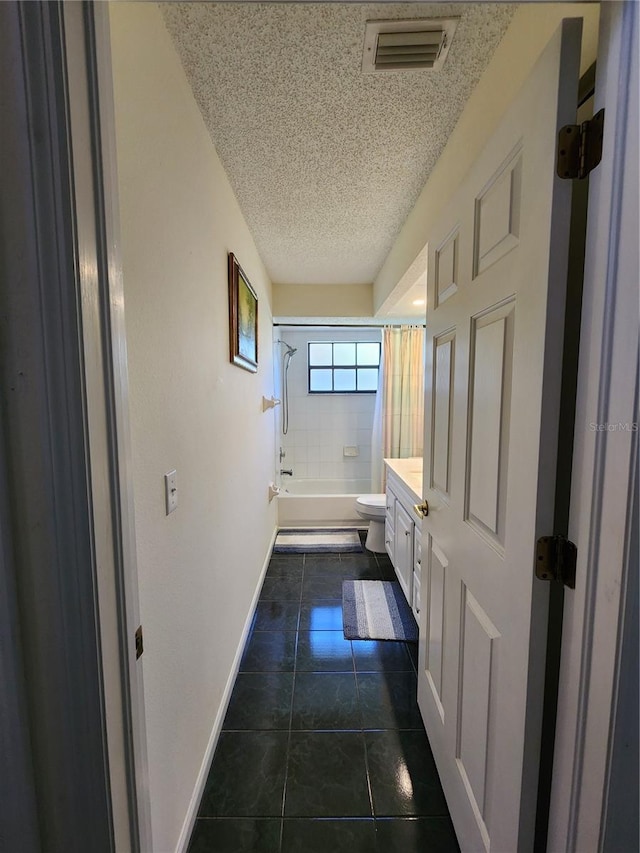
xmin=273 ymin=329 xmax=381 ymax=528
xmin=277 ymin=478 xmax=370 ymax=528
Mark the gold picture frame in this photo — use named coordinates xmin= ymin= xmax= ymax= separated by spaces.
xmin=228 ymin=252 xmax=258 ymax=373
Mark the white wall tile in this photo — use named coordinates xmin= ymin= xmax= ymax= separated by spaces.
xmin=357 ymin=429 xmax=372 ymax=446
xmin=275 ymin=327 xmax=381 ymax=482
xmin=291 ymin=430 xmax=306 ymax=447
xmin=320 ymin=445 xmax=334 ymax=462
xmin=309 ymin=429 xmax=324 ymax=445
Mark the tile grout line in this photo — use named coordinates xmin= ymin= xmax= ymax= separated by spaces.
xmin=352 ymin=622 xmax=376 ymax=825
xmin=188 ymin=546 xmax=459 ymax=851
xmin=277 ymin=551 xmax=305 ymax=849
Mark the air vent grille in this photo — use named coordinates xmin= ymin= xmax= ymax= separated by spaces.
xmin=362 ymin=18 xmax=459 ymax=74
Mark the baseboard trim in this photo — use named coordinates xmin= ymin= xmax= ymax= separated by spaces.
xmin=174 ymin=526 xmax=278 ymax=853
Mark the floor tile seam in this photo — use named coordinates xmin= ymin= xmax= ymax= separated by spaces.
xmin=353 ymin=659 xmax=376 ymax=820
xmin=258 ymin=592 xmax=302 ymax=604
xmin=278 ymin=815 xmax=284 ymax=853
xmin=372 ymin=809 xmax=453 ymax=818
xmin=294 ymin=580 xmax=302 ymax=632
xmin=294 ymin=585 xmax=358 ymax=722
xmin=203 ymin=810 xmax=287 ymax=819
xmin=193 ymin=816 xmax=283 ymax=822
xmin=354 ymin=668 xmax=418 ymax=682
xmin=287 ymin=726 xmax=364 ymax=733
xmin=280 ymin=817 xmax=376 ymax=825
xmin=279 ymin=726 xmax=294 ymax=822
xmin=221 ymin=727 xmax=293 ymax=733
xmin=222 ymin=815 xmax=454 ymax=822
xmin=281 ymin=583 xmax=301 ymax=822
xmin=373 ymin=815 xmax=455 ymax=821
xmin=251 ymin=627 xmax=299 ymax=632
xmin=196 ymin=812 xmax=451 ymax=824
xmin=293 ymin=556 xmax=304 ymax=676
xmin=362 ymin=725 xmax=427 ymax=731
xmin=238 ymin=664 xmax=296 ymax=673
xmin=295 ymin=665 xmax=356 ymax=677
xmin=282 ymin=810 xmax=374 ymax=820
xmin=299 ymin=591 xmax=339 ymax=602
xmin=353 ymin=666 xmax=416 ymax=674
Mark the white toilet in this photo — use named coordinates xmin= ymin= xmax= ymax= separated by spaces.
xmin=355 ymin=494 xmax=387 ymax=553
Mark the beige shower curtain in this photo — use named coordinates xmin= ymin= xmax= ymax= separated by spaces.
xmin=372 ymin=326 xmax=425 ymax=492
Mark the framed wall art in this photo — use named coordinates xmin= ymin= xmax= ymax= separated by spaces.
xmin=228 ymin=252 xmax=258 ymax=373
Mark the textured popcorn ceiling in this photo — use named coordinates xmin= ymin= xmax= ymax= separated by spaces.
xmin=161 ymin=2 xmax=516 ymax=286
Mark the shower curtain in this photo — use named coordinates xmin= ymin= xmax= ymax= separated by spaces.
xmin=371 ymin=326 xmax=425 ymax=492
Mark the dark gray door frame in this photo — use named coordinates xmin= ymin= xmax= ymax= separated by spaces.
xmin=0 ymin=3 xmax=118 ymax=850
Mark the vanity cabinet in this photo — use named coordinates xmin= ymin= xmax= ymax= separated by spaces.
xmin=385 ymin=461 xmax=423 ymax=623
xmin=412 ymin=523 xmax=422 ymax=622
xmin=394 ymin=501 xmax=414 ymax=604
xmin=385 ymin=492 xmax=395 ymax=564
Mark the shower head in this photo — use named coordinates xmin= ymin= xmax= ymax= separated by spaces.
xmin=276 ymin=339 xmax=297 ymax=356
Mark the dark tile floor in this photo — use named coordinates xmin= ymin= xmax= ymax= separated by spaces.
xmin=188 ymin=540 xmax=459 ymax=853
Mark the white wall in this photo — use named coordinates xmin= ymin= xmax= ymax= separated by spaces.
xmin=109 ymin=5 xmax=276 ymax=851
xmin=275 ymin=328 xmax=381 ymax=488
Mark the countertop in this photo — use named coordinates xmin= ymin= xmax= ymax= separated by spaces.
xmin=384 ymin=457 xmax=423 ymax=504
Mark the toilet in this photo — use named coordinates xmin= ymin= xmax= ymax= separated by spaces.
xmin=355 ymin=494 xmax=387 ymax=553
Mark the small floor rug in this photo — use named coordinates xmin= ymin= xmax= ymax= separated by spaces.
xmin=273 ymin=529 xmax=363 ymax=554
xmin=342 ymin=580 xmax=418 ymax=641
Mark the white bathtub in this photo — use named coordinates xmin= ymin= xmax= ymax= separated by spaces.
xmin=283 ymin=478 xmax=371 ymax=495
xmin=277 ymin=478 xmax=372 ymax=527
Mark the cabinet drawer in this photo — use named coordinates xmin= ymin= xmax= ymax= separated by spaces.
xmin=394 ymin=502 xmax=414 ymax=606
xmin=385 ymin=491 xmax=396 ymax=528
xmin=412 ymin=571 xmax=421 ymax=621
xmin=413 ymin=525 xmax=422 ymax=577
xmin=385 ymin=519 xmax=395 ymax=562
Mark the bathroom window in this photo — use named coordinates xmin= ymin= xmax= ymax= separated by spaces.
xmin=308 ymin=341 xmax=381 ymax=393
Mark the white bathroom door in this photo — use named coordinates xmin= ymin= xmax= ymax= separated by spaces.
xmin=417 ymin=20 xmax=581 ymax=853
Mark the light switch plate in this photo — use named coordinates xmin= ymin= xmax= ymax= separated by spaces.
xmin=164 ymin=469 xmax=178 ymax=515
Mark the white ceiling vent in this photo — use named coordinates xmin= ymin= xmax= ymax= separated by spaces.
xmin=362 ymin=18 xmax=459 ymax=74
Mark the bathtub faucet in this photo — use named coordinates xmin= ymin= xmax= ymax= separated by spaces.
xmin=280 ymin=469 xmax=293 ymax=476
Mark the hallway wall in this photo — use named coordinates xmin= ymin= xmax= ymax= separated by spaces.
xmin=109 ymin=5 xmax=276 ymax=850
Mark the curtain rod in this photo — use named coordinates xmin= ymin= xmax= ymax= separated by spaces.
xmin=273 ymin=323 xmax=426 ymax=329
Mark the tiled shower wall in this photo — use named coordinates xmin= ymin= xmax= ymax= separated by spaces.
xmin=274 ymin=328 xmax=381 ymax=487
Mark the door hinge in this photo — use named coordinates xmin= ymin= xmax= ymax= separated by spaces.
xmin=557 ymin=108 xmax=604 ymax=180
xmin=536 ymin=535 xmax=577 ymax=589
xmin=135 ymin=625 xmax=144 ymax=659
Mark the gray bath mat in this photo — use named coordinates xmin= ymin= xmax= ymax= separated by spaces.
xmin=274 ymin=529 xmax=363 ymax=554
xmin=342 ymin=580 xmax=418 ymax=641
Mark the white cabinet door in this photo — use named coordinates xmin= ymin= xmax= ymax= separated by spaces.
xmin=394 ymin=501 xmax=413 ymax=604
xmin=417 ymin=20 xmax=581 ymax=853
xmin=385 ymin=490 xmax=396 ymax=563
xmin=412 ymin=523 xmax=422 ymax=621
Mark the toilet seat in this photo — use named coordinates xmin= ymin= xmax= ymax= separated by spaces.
xmin=356 ymin=494 xmax=386 ymax=518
